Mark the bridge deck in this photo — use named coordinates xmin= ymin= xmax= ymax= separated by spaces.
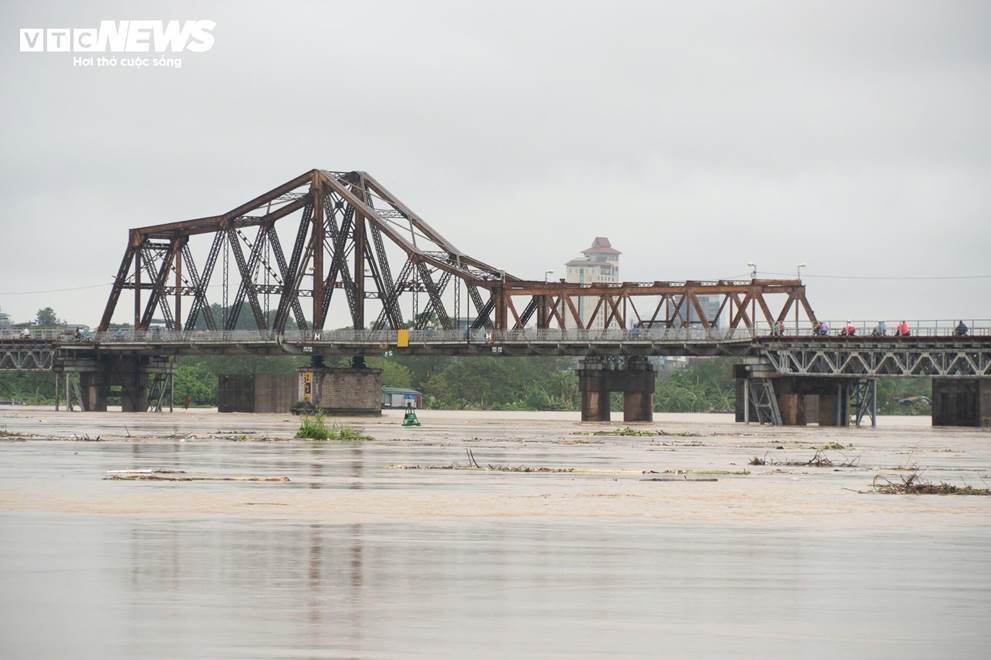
xmin=3 ymin=330 xmax=990 ymax=378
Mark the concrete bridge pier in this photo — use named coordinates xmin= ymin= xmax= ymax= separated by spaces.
xmin=293 ymin=356 xmax=383 ymax=416
xmin=932 ymin=378 xmax=991 ymax=427
xmin=734 ymin=367 xmax=858 ymax=427
xmin=75 ymin=356 xmax=174 ymax=412
xmin=578 ymin=356 xmax=655 ymax=423
xmin=79 ymin=370 xmax=108 ymax=411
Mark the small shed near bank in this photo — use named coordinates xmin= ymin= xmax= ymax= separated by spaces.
xmin=381 ymin=387 xmax=422 ymax=409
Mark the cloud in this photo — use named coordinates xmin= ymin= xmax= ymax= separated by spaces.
xmin=0 ymin=0 xmax=988 ymax=324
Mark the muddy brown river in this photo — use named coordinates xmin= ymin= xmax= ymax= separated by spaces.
xmin=1 ymin=407 xmax=989 ymax=658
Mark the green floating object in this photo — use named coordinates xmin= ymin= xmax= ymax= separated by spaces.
xmin=402 ymin=406 xmax=421 ymax=427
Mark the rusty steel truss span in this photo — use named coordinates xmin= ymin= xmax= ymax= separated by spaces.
xmin=759 ymin=338 xmax=991 ymax=378
xmin=97 ymin=170 xmax=819 ymax=335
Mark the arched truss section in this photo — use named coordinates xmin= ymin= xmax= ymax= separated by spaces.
xmin=98 ymin=170 xmax=818 ymax=335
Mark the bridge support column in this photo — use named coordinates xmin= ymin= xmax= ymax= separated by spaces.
xmin=119 ymin=368 xmax=150 ymax=412
xmin=581 ymin=388 xmax=611 ymax=422
xmin=293 ymin=359 xmax=383 ymax=416
xmin=734 ymin=369 xmax=853 ymax=427
xmin=78 ymin=355 xmax=173 ymax=413
xmin=578 ymin=356 xmax=654 ymax=423
xmin=80 ymin=371 xmax=108 ymax=412
xmin=218 ymin=374 xmax=295 ymax=413
xmin=932 ymin=378 xmax=991 ymax=427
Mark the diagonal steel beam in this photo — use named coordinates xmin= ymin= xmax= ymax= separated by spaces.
xmin=266 ymin=225 xmax=307 ymax=330
xmin=185 ymin=230 xmax=226 ymax=331
xmin=273 ymin=201 xmax=313 ymax=333
xmin=320 ymin=200 xmax=357 ymax=327
xmin=180 ymin=241 xmax=216 ymax=331
xmin=139 ymin=241 xmax=178 ymax=329
xmin=97 ymin=238 xmax=137 ymax=331
xmin=416 ymin=262 xmax=452 ymax=329
xmin=225 ymin=226 xmax=268 ymax=332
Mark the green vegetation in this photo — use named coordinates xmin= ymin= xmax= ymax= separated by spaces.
xmin=35 ymin=307 xmax=59 ymax=327
xmin=876 ymin=379 xmax=932 ymax=415
xmin=295 ymin=414 xmax=370 ymax=441
xmin=653 ymin=359 xmax=736 ymax=413
xmin=0 ymin=372 xmax=56 ymax=404
xmin=593 ymin=426 xmax=656 ymax=437
xmin=820 ymin=442 xmax=849 ymax=450
xmin=420 ymin=357 xmax=579 ymax=410
xmin=174 ymin=361 xmax=217 ymax=406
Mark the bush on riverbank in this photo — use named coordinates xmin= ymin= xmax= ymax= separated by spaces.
xmin=295 ymin=414 xmax=370 ymax=441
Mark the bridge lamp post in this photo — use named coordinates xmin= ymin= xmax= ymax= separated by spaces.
xmin=746 ymin=263 xmax=757 ymax=335
xmin=796 ymin=263 xmax=806 ymax=333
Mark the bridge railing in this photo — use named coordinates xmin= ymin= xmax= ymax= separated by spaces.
xmin=31 ymin=327 xmax=758 ymax=344
xmin=0 ymin=328 xmax=67 ymax=341
xmin=760 ymin=319 xmax=991 ymax=338
xmin=5 ymin=321 xmax=988 ymax=346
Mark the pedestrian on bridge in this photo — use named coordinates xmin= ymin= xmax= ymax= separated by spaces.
xmin=896 ymin=320 xmax=910 ymax=337
xmin=872 ymin=321 xmax=887 ymax=336
xmin=955 ymin=320 xmax=969 ymax=337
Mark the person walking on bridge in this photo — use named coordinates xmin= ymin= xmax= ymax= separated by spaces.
xmin=841 ymin=321 xmax=856 ymax=337
xmin=955 ymin=320 xmax=969 ymax=337
xmin=896 ymin=320 xmax=910 ymax=337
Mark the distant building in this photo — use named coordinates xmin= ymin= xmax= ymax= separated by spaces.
xmin=566 ymin=237 xmax=620 ymax=284
xmin=666 ymin=295 xmax=722 ymax=328
xmin=565 ymin=237 xmax=621 ymax=330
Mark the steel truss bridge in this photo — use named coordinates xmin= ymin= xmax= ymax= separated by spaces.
xmin=0 ymin=169 xmax=987 ymax=424
xmin=1 ymin=166 xmax=989 ymax=378
xmin=95 ymin=169 xmax=818 ymax=336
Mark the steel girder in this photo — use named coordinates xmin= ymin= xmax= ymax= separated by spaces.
xmin=0 ymin=344 xmax=55 ymax=371
xmin=760 ymin=340 xmax=991 ymax=378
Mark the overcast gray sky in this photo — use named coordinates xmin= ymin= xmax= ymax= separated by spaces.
xmin=2 ymin=0 xmax=989 ymax=326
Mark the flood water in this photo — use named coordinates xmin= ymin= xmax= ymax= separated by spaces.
xmin=1 ymin=409 xmax=989 ymax=658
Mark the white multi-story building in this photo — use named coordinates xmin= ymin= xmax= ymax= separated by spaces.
xmin=565 ymin=237 xmax=621 ymax=329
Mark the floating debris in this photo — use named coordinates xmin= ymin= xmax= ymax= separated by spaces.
xmin=586 ymin=426 xmax=705 ymax=438
xmin=641 ymin=476 xmax=718 ymax=483
xmin=643 ymin=468 xmax=749 ymax=476
xmin=390 ymin=449 xmax=576 ymax=473
xmin=869 ymin=474 xmax=991 ymax=496
xmin=106 ymin=469 xmax=290 ymax=482
xmin=749 ymin=450 xmax=859 ymax=468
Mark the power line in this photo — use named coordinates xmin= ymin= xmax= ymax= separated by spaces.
xmin=761 ymin=271 xmax=991 ymax=281
xmin=0 ymin=280 xmax=235 ymax=296
xmin=0 ymin=282 xmax=113 ymax=295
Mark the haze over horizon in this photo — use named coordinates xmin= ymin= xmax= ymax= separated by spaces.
xmin=2 ymin=0 xmax=989 ymax=326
